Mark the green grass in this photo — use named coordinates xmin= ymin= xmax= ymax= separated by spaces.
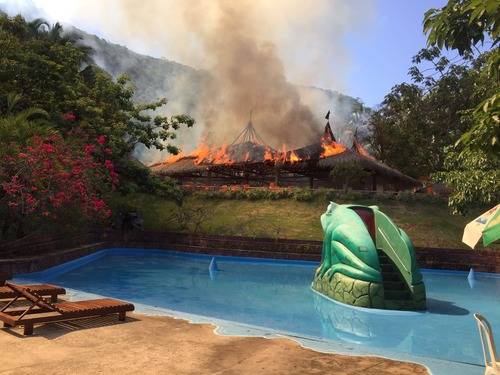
xmin=108 ymin=192 xmax=500 ymax=251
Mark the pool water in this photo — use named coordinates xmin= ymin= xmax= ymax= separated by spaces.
xmin=16 ymin=248 xmax=500 ymax=375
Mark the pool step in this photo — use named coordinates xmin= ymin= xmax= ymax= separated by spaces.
xmin=377 ymin=249 xmax=411 ymax=304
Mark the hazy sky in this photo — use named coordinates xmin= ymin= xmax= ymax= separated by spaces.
xmin=2 ymin=0 xmax=454 ymax=108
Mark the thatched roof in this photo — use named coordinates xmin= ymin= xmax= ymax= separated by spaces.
xmin=226 ymin=141 xmax=272 ymax=162
xmin=150 ymin=156 xmax=207 ymax=175
xmin=318 ymin=149 xmax=421 ymax=186
xmin=149 ymin=121 xmax=420 ymax=189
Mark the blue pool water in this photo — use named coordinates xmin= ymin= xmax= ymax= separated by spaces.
xmin=15 ymin=248 xmax=500 ymax=375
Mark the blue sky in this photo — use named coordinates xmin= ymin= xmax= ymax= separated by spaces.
xmin=1 ymin=0 xmax=454 ymax=108
xmin=344 ymin=0 xmax=454 ymax=106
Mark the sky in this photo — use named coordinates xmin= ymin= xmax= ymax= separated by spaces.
xmin=1 ymin=0 xmax=454 ymax=108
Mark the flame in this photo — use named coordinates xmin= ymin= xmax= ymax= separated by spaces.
xmin=163 ymin=140 xmax=307 ymax=167
xmin=188 ymin=142 xmax=236 ymax=165
xmin=263 ymin=144 xmax=302 ymax=163
xmin=264 ymin=146 xmax=274 ymax=161
xmin=353 ymin=139 xmax=371 ymax=157
xmin=320 ymin=137 xmax=346 ymax=158
xmin=289 ymin=149 xmax=300 ymax=163
xmin=164 ymin=151 xmax=186 ymax=164
xmin=211 ymin=143 xmax=233 ymax=164
xmin=190 ymin=143 xmax=212 ymax=165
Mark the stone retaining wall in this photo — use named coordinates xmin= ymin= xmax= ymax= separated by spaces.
xmin=0 ymin=230 xmax=499 ymax=275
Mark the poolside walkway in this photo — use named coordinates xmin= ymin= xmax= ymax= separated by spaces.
xmin=0 ymin=313 xmax=429 ymax=374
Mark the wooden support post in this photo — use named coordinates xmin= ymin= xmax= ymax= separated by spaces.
xmin=274 ymin=167 xmax=280 ymax=187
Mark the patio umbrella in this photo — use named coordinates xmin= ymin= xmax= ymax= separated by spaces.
xmin=462 ymin=204 xmax=500 ymax=249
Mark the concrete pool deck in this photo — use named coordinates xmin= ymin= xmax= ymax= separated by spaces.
xmin=0 ymin=312 xmax=430 ymax=375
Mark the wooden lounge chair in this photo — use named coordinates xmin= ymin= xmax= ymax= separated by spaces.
xmin=0 ymin=284 xmax=66 ymax=302
xmin=0 ymin=282 xmax=135 ymax=335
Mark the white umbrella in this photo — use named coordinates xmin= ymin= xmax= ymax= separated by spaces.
xmin=462 ymin=204 xmax=500 ymax=249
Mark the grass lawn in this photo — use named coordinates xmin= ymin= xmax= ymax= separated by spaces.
xmin=109 ymin=192 xmax=499 ymax=251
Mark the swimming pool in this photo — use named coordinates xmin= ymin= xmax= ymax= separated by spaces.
xmin=14 ymin=248 xmax=500 ymax=375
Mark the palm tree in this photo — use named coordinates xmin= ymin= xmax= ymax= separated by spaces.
xmin=26 ymin=18 xmax=50 ymax=38
xmin=0 ymin=93 xmax=57 ymax=147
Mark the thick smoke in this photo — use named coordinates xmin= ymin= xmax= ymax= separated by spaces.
xmin=6 ymin=0 xmax=375 ymax=154
xmin=36 ymin=0 xmax=373 ymax=150
xmin=190 ymin=1 xmax=321 ymax=148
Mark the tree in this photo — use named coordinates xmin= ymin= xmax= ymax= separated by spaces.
xmin=424 ymin=0 xmax=500 ymax=155
xmin=0 ymin=13 xmax=195 ymax=239
xmin=367 ymin=42 xmax=497 ymax=182
xmin=0 ymin=13 xmax=194 ymax=197
xmin=329 ymin=161 xmax=369 ymax=193
xmin=432 ymin=149 xmax=500 ymax=214
xmin=0 ymin=93 xmax=57 ymax=146
xmin=424 ymin=0 xmax=500 ymax=212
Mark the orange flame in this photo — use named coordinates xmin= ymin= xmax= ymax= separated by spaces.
xmin=264 ymin=147 xmax=274 ymax=161
xmin=164 ymin=151 xmax=186 ymax=164
xmin=188 ymin=142 xmax=236 ymax=165
xmin=320 ymin=138 xmax=346 ymax=158
xmin=289 ymin=149 xmax=300 ymax=163
xmin=164 ymin=141 xmax=307 ymax=166
xmin=273 ymin=145 xmax=301 ymax=163
xmin=353 ymin=139 xmax=371 ymax=157
xmin=190 ymin=143 xmax=212 ymax=165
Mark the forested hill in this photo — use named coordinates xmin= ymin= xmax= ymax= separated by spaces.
xmin=80 ymin=30 xmax=206 ymax=116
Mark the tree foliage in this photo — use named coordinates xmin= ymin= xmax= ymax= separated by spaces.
xmin=367 ymin=47 xmax=481 ymax=179
xmin=433 ymin=149 xmax=500 ymax=213
xmin=423 ymin=0 xmax=500 ymax=212
xmin=329 ymin=161 xmax=369 ymax=192
xmin=0 ymin=13 xmax=195 ymax=162
xmin=424 ymin=0 xmax=500 ymax=155
xmin=0 ymin=13 xmax=193 ymax=240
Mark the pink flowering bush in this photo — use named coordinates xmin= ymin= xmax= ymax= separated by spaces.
xmin=0 ymin=131 xmax=119 ymax=238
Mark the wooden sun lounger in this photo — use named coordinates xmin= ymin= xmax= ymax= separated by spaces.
xmin=0 ymin=282 xmax=135 ymax=335
xmin=0 ymin=284 xmax=66 ymax=302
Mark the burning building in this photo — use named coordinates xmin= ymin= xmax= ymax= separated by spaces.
xmin=150 ymin=114 xmax=421 ymax=191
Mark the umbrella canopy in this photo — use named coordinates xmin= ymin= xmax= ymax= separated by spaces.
xmin=462 ymin=204 xmax=500 ymax=249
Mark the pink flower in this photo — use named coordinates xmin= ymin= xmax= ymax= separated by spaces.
xmin=85 ymin=145 xmax=96 ymax=154
xmin=104 ymin=160 xmax=114 ymax=171
xmin=97 ymin=136 xmax=106 ymax=145
xmin=62 ymin=113 xmax=76 ymax=121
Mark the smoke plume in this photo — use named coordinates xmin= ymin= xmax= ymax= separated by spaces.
xmin=36 ymin=0 xmax=372 ymax=150
xmin=6 ymin=0 xmax=375 ymax=154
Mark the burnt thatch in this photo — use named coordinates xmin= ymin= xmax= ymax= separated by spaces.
xmin=226 ymin=141 xmax=273 ymax=162
xmin=150 ymin=156 xmax=207 ymax=175
xmin=292 ymin=142 xmax=323 ymax=159
xmin=150 ymin=141 xmax=277 ymax=176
